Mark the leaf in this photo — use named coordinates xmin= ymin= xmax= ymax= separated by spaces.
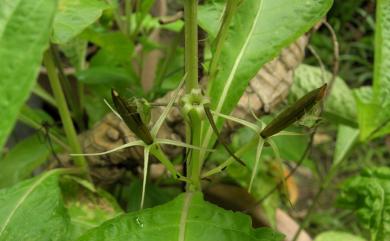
xmin=82 ymin=29 xmax=135 ymax=64
xmin=354 ymin=0 xmax=390 ymax=140
xmin=0 ymin=170 xmax=69 ymax=241
xmin=332 ymin=125 xmax=359 ymax=167
xmin=60 ymin=36 xmax=87 ymax=71
xmin=52 ymin=0 xmax=110 ymax=44
xmin=77 ymin=192 xmax=284 ymax=241
xmin=0 ymin=134 xmax=50 ymax=189
xmin=123 ymin=179 xmax=181 ymax=212
xmin=373 ymin=0 xmax=390 ymax=106
xmin=354 ymin=86 xmax=390 ymax=140
xmin=0 ymin=0 xmax=58 ymax=149
xmin=338 ymin=167 xmax=390 ymax=241
xmin=314 ymin=231 xmax=366 ymax=241
xmin=290 ymin=64 xmax=357 ymax=127
xmin=60 ymin=176 xmax=123 ymax=240
xmin=199 ymin=0 xmax=332 ymax=125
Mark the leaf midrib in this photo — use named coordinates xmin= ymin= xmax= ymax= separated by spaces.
xmin=0 ymin=170 xmax=56 ymax=236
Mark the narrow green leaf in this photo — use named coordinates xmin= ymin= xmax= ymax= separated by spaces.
xmin=0 ymin=0 xmax=58 ymax=149
xmin=0 ymin=134 xmax=50 ymax=189
xmin=332 ymin=125 xmax=359 ymax=167
xmin=314 ymin=231 xmax=366 ymax=241
xmin=77 ymin=192 xmax=284 ymax=241
xmin=0 ymin=170 xmax=69 ymax=241
xmin=52 ymin=0 xmax=110 ymax=44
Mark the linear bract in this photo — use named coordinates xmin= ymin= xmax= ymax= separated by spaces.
xmin=260 ymin=84 xmax=327 ymax=139
xmin=111 ymin=89 xmax=154 ymax=145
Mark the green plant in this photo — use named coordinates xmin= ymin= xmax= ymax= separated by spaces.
xmin=0 ymin=0 xmax=340 ymax=240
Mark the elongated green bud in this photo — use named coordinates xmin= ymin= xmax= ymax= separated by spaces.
xmin=260 ymin=84 xmax=327 ymax=138
xmin=111 ymin=89 xmax=154 ymax=145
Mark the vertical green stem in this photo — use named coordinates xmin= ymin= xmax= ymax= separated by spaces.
xmin=43 ymin=49 xmax=90 ymax=177
xmin=182 ymin=0 xmax=201 ymax=191
xmin=184 ymin=0 xmax=198 ymax=92
xmin=187 ymin=111 xmax=202 ymax=191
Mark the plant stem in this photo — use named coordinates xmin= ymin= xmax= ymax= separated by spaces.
xmin=43 ymin=49 xmax=90 ymax=177
xmin=183 ymin=0 xmax=198 ymax=92
xmin=50 ymin=45 xmax=85 ymax=130
xmin=187 ymin=110 xmax=202 ymax=191
xmin=182 ymin=0 xmax=202 ymax=191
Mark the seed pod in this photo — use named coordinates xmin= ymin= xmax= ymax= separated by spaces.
xmin=260 ymin=84 xmax=327 ymax=138
xmin=111 ymin=89 xmax=154 ymax=145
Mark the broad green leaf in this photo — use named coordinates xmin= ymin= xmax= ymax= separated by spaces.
xmin=338 ymin=167 xmax=390 ymax=241
xmin=0 ymin=134 xmax=50 ymax=189
xmin=77 ymin=66 xmax=135 ymax=85
xmin=0 ymin=0 xmax=58 ymax=149
xmin=199 ymin=0 xmax=332 ymax=124
xmin=60 ymin=36 xmax=87 ymax=71
xmin=82 ymin=30 xmax=135 ymax=64
xmin=77 ymin=192 xmax=284 ymax=241
xmin=314 ymin=231 xmax=366 ymax=241
xmin=60 ymin=176 xmax=123 ymax=240
xmin=0 ymin=170 xmax=69 ymax=241
xmin=52 ymin=0 xmax=110 ymax=44
xmin=355 ymin=0 xmax=390 ymax=140
xmin=332 ymin=125 xmax=359 ymax=167
xmin=290 ymin=64 xmax=357 ymax=127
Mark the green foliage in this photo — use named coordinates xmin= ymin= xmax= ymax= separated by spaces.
xmin=338 ymin=167 xmax=390 ymax=241
xmin=333 ymin=125 xmax=359 ymax=167
xmin=0 ymin=134 xmax=50 ymax=189
xmin=122 ymin=180 xmax=181 ymax=212
xmin=199 ymin=0 xmax=333 ymax=125
xmin=314 ymin=231 xmax=366 ymax=241
xmin=0 ymin=0 xmax=58 ymax=149
xmin=355 ymin=0 xmax=390 ymax=140
xmin=60 ymin=176 xmax=123 ymax=240
xmin=0 ymin=170 xmax=69 ymax=241
xmin=52 ymin=0 xmax=110 ymax=44
xmin=77 ymin=192 xmax=284 ymax=241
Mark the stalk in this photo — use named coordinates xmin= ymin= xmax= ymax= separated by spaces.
xmin=187 ymin=110 xmax=202 ymax=191
xmin=43 ymin=49 xmax=90 ymax=177
xmin=183 ymin=0 xmax=198 ymax=92
xmin=182 ymin=0 xmax=201 ymax=191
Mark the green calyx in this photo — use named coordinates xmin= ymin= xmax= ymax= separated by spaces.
xmin=180 ymin=88 xmax=209 ymax=120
